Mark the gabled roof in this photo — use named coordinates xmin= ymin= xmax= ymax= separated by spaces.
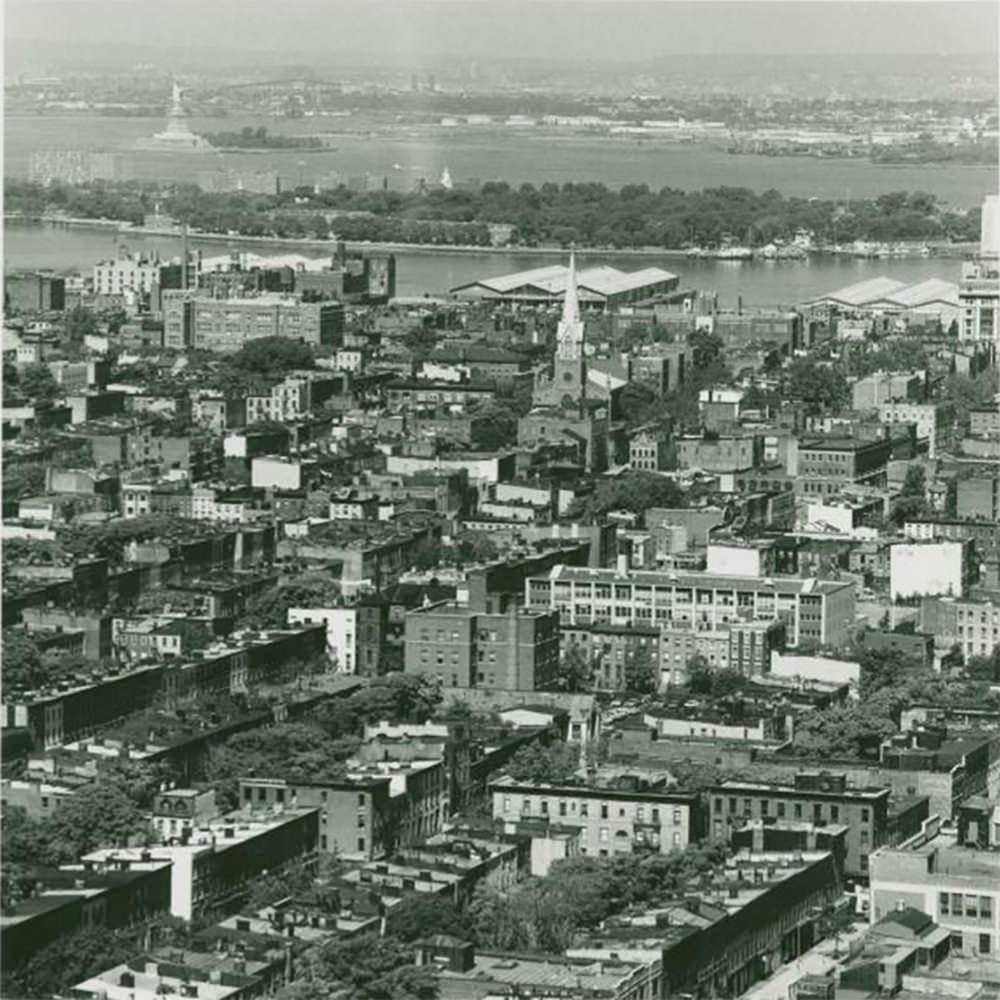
xmin=874 ymin=905 xmax=933 ymax=936
xmin=883 ymin=278 xmax=960 ymax=308
xmin=451 ymin=264 xmax=676 ymax=299
xmin=808 ymin=276 xmax=908 ymax=307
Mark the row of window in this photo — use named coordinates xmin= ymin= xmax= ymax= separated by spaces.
xmin=502 ymin=795 xmax=684 ymax=824
xmin=714 ymin=796 xmax=869 ymax=824
xmin=940 ymin=892 xmax=994 ymax=921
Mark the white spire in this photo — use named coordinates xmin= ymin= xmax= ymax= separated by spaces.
xmin=556 ymin=247 xmax=584 ymax=360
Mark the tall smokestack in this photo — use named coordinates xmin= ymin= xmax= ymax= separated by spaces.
xmin=181 ymin=223 xmax=189 ymax=290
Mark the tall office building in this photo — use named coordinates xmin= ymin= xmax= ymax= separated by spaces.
xmin=959 ymin=195 xmax=999 ymax=359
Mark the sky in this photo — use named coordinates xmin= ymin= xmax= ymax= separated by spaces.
xmin=5 ymin=0 xmax=999 ymax=63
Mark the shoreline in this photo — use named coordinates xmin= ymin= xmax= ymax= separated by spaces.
xmin=4 ymin=214 xmax=977 ymax=261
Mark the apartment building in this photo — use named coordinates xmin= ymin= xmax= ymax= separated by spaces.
xmin=709 ymin=773 xmax=892 ymax=879
xmin=878 ymin=401 xmax=955 ymax=458
xmin=957 ymin=474 xmax=1000 ymax=521
xmin=795 ymin=436 xmax=891 ymax=495
xmin=239 ymin=774 xmax=392 ymax=861
xmin=559 ymin=621 xmax=661 ymax=692
xmin=870 ymin=817 xmax=1000 ymax=960
xmin=852 ymin=371 xmax=925 ymax=410
xmin=287 ymin=606 xmax=357 ymax=672
xmin=189 ymin=294 xmax=344 ymax=351
xmin=404 ymin=602 xmax=560 ymax=692
xmin=525 ymin=565 xmax=855 ymax=652
xmin=80 ymin=805 xmax=320 ymax=921
xmin=958 ymin=257 xmax=999 ymax=351
xmin=492 ymin=774 xmax=699 ymax=856
xmin=93 ymin=253 xmax=162 ymax=298
xmin=629 ymin=427 xmax=671 ymax=472
xmin=920 ymin=595 xmax=1000 ymax=660
xmin=676 ymin=432 xmax=763 ymax=472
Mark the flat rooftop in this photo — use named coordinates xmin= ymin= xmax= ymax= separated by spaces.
xmin=538 ymin=564 xmax=852 ymax=595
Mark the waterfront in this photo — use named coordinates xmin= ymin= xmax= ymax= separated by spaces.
xmin=3 ymin=219 xmax=966 ymax=307
xmin=5 ymin=112 xmax=997 ymax=208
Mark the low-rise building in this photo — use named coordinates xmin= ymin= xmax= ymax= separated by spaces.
xmin=404 ymin=601 xmax=560 ymax=692
xmin=418 ymin=937 xmax=654 ymax=1000
xmin=492 ymin=774 xmax=699 ymax=856
xmin=239 ymin=757 xmax=447 ymax=862
xmin=890 ymin=540 xmax=973 ymax=601
xmin=81 ymin=805 xmax=320 ymax=922
xmin=878 ymin=401 xmax=955 ymax=459
xmin=0 ymin=861 xmax=172 ymax=972
xmin=525 ymin=565 xmax=856 ymax=651
xmin=869 ymin=816 xmax=1000 ymax=960
xmin=710 ymin=773 xmax=894 ymax=879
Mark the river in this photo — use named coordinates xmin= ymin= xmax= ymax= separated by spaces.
xmin=5 ymin=112 xmax=997 ymax=208
xmin=3 ymin=219 xmax=967 ymax=308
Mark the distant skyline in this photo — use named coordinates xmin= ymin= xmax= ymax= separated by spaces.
xmin=5 ymin=0 xmax=999 ymax=64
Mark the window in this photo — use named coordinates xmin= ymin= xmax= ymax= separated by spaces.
xmin=503 ymin=796 xmax=511 ymax=814
xmin=357 ymin=837 xmax=366 ymax=852
xmin=580 ymin=802 xmax=588 ymax=816
xmin=599 ymin=827 xmax=609 ymax=843
xmin=861 ymin=808 xmax=870 ymax=823
xmin=601 ymin=804 xmax=609 ymax=819
xmin=673 ymin=808 xmax=682 ymax=824
xmin=981 ymin=897 xmax=993 ymax=920
xmin=940 ymin=892 xmax=950 ymax=916
xmin=651 ymin=808 xmax=660 ymax=823
xmin=777 ymin=801 xmax=786 ymax=818
xmin=793 ymin=802 xmax=802 ymax=819
xmin=357 ymin=815 xmax=366 ymax=828
xmin=276 ymin=788 xmax=285 ymax=804
xmin=980 ymin=934 xmax=991 ymax=955
xmin=559 ymin=801 xmax=567 ymax=817
xmin=830 ymin=805 xmax=839 ymax=822
xmin=541 ymin=800 xmax=549 ymax=815
xmin=320 ymin=835 xmax=327 ymax=850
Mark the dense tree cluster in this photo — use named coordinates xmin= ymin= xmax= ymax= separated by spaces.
xmin=503 ymin=741 xmax=581 ymax=784
xmin=277 ymin=933 xmax=438 ymax=1000
xmin=5 ymin=178 xmax=982 ymax=249
xmin=244 ymin=575 xmax=343 ymax=628
xmin=567 ymin=471 xmax=686 ymax=520
xmin=791 ymin=647 xmax=997 ymax=759
xmin=231 ymin=336 xmax=315 ymax=378
xmin=200 ymin=126 xmax=323 ymax=149
xmin=469 ymin=842 xmax=730 ymax=953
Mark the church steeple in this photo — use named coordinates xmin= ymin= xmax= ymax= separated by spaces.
xmin=556 ymin=248 xmax=584 ymax=361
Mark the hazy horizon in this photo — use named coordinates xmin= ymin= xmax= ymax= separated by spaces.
xmin=6 ymin=0 xmax=999 ymax=67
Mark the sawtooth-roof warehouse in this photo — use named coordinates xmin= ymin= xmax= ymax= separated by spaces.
xmin=450 ymin=263 xmax=679 ymax=309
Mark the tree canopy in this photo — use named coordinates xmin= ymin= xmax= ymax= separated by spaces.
xmin=385 ymin=895 xmax=467 ymax=942
xmin=244 ymin=575 xmax=343 ymax=628
xmin=278 ymin=933 xmax=438 ymax=1000
xmin=231 ymin=336 xmax=315 ymax=378
xmin=568 ymin=472 xmax=685 ymax=521
xmin=2 ymin=630 xmax=46 ymax=690
xmin=504 ymin=741 xmax=580 ymax=784
xmin=206 ymin=722 xmax=361 ymax=810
